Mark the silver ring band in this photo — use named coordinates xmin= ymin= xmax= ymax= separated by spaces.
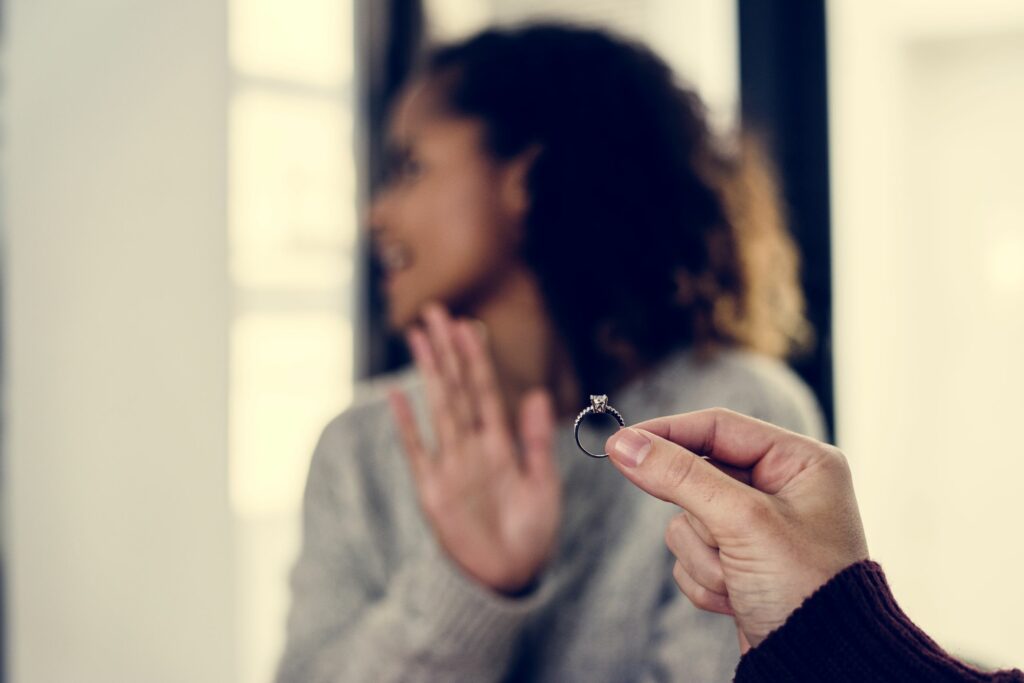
xmin=573 ymin=394 xmax=626 ymax=458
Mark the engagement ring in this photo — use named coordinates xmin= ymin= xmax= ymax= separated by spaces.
xmin=573 ymin=394 xmax=625 ymax=458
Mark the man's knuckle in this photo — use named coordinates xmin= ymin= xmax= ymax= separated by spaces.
xmin=692 ymin=585 xmax=717 ymax=611
xmin=664 ymin=525 xmax=675 ymax=550
xmin=664 ymin=452 xmax=697 ymax=491
xmin=697 ymin=595 xmax=717 ymax=612
xmin=826 ymin=445 xmax=853 ymax=471
xmin=667 ymin=513 xmax=688 ymax=537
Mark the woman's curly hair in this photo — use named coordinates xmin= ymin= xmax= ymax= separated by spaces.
xmin=426 ymin=24 xmax=809 ymax=396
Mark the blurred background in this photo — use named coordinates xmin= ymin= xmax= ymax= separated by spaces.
xmin=2 ymin=0 xmax=1021 ymax=681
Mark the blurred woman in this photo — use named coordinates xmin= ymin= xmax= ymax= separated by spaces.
xmin=277 ymin=23 xmax=824 ymax=683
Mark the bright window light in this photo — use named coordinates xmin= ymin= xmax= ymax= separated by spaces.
xmin=229 ymin=88 xmax=355 ymax=289
xmin=229 ymin=0 xmax=353 ymax=87
xmin=230 ymin=312 xmax=353 ymax=517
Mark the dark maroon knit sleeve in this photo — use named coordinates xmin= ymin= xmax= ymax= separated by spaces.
xmin=734 ymin=560 xmax=1024 ymax=682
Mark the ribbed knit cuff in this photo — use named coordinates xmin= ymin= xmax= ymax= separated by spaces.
xmin=735 ymin=561 xmax=1021 ymax=683
xmin=395 ymin=543 xmax=552 ymax=671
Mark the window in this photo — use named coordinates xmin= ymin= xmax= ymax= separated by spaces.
xmin=227 ymin=1 xmax=357 ymax=679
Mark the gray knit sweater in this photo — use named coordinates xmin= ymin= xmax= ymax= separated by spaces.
xmin=276 ymin=349 xmax=825 ymax=683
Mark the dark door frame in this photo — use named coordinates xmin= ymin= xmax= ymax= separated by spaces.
xmin=738 ymin=0 xmax=834 ymax=436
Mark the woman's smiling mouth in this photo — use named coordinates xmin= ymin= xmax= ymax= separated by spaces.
xmin=377 ymin=242 xmax=414 ymax=286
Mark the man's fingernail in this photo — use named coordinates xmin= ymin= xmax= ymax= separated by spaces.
xmin=610 ymin=428 xmax=651 ymax=467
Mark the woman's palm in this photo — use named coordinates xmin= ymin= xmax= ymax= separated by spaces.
xmin=390 ymin=305 xmax=561 ymax=594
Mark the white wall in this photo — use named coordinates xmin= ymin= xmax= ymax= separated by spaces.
xmin=4 ymin=1 xmax=236 ymax=681
xmin=830 ymin=0 xmax=1024 ymax=669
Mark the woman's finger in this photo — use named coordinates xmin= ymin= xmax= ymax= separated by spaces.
xmin=665 ymin=512 xmax=727 ymax=596
xmin=672 ymin=560 xmax=734 ymax=616
xmin=519 ymin=389 xmax=556 ymax=480
xmin=388 ymin=389 xmax=431 ymax=486
xmin=407 ymin=327 xmax=459 ymax=454
xmin=422 ymin=304 xmax=476 ymax=430
xmin=455 ymin=320 xmax=511 ymax=441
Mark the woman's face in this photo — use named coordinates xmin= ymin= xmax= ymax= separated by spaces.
xmin=370 ymin=78 xmax=529 ymax=330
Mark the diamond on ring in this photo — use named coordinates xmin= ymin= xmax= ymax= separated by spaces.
xmin=574 ymin=394 xmax=625 ymax=458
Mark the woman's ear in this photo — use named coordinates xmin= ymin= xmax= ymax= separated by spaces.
xmin=500 ymin=144 xmax=542 ymax=219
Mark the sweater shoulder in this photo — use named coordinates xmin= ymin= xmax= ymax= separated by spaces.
xmin=704 ymin=350 xmax=826 ymax=439
xmin=703 ymin=349 xmax=818 ymax=407
xmin=646 ymin=349 xmax=826 ymax=440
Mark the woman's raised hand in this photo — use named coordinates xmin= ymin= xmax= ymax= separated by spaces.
xmin=389 ymin=303 xmax=562 ymax=594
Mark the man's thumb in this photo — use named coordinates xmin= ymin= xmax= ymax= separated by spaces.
xmin=606 ymin=427 xmax=748 ymax=528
